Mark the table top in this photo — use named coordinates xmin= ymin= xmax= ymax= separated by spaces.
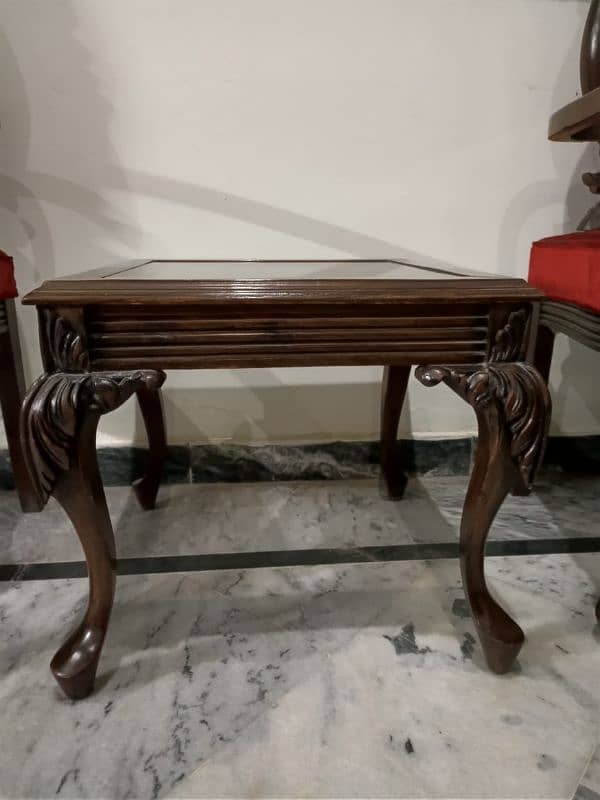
xmin=24 ymin=258 xmax=542 ymax=306
xmin=88 ymin=259 xmax=481 ymax=281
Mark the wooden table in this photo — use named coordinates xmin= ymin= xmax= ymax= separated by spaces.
xmin=21 ymin=259 xmax=549 ymax=699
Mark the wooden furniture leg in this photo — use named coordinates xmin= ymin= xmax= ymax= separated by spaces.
xmin=133 ymin=384 xmax=167 ymax=510
xmin=51 ymin=415 xmax=116 ymax=699
xmin=380 ymin=365 xmax=411 ymax=499
xmin=416 ymin=362 xmax=551 ymax=672
xmin=533 ymin=323 xmax=555 ymax=383
xmin=0 ymin=299 xmax=41 ymax=511
xmin=20 ymin=369 xmax=165 ymax=699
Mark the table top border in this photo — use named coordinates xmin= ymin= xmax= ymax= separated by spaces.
xmin=23 ymin=277 xmax=544 ymax=306
xmin=23 ymin=258 xmax=543 ymax=306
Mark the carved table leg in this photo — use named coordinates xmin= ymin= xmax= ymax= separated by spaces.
xmin=51 ymin=414 xmax=116 ymax=699
xmin=533 ymin=324 xmax=555 ymax=384
xmin=416 ymin=362 xmax=551 ymax=673
xmin=380 ymin=366 xmax=411 ymax=499
xmin=21 ymin=369 xmax=165 ymax=699
xmin=133 ymin=379 xmax=167 ymax=510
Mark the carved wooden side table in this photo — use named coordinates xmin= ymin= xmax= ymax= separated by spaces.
xmin=21 ymin=259 xmax=549 ymax=699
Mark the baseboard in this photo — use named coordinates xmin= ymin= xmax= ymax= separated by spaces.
xmin=1 ymin=436 xmax=599 ymax=490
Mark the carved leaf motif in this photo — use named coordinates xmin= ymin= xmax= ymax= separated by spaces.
xmin=415 ymin=362 xmax=550 ymax=490
xmin=489 ymin=309 xmax=529 ymax=363
xmin=44 ymin=313 xmax=90 ymax=372
xmin=486 ymin=364 xmax=550 ymax=487
xmin=21 ymin=370 xmax=166 ymax=506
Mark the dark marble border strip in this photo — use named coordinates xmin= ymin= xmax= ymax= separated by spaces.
xmin=2 ymin=536 xmax=600 ymax=583
xmin=574 ymin=786 xmax=600 ymax=800
xmin=2 ymin=435 xmax=599 ymax=489
xmin=188 ymin=439 xmax=472 ymax=483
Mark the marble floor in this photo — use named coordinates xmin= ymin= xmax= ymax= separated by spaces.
xmin=0 ymin=475 xmax=599 ymax=798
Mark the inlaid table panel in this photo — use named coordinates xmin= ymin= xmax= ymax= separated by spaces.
xmin=20 ymin=259 xmax=551 ymax=700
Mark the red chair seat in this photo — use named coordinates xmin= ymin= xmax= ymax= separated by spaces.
xmin=529 ymin=232 xmax=600 ymax=313
xmin=0 ymin=251 xmax=18 ymax=300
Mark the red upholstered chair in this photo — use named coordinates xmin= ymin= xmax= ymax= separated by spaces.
xmin=529 ymin=232 xmax=600 ymax=622
xmin=530 ymin=232 xmax=600 ymax=384
xmin=0 ymin=250 xmax=40 ymax=511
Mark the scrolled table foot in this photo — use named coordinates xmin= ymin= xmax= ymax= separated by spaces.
xmin=21 ymin=368 xmax=164 ymax=698
xmin=416 ymin=362 xmax=551 ymax=673
xmin=51 ymin=621 xmax=107 ymax=700
xmin=477 ymin=625 xmax=524 ymax=675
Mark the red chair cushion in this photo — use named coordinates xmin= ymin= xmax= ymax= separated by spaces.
xmin=528 ymin=232 xmax=600 ymax=313
xmin=0 ymin=251 xmax=18 ymax=300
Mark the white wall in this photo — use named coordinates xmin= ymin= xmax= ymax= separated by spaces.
xmin=1 ymin=0 xmax=599 ymax=446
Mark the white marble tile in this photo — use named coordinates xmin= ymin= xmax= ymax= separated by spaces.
xmin=1 ymin=553 xmax=599 ymax=799
xmin=169 ymin=554 xmax=600 ymax=800
xmin=2 ymin=479 xmax=458 ymax=565
xmin=3 ymin=474 xmax=600 ymax=568
xmin=169 ymin=644 xmax=594 ymax=800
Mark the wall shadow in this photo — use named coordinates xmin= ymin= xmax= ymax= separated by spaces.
xmin=0 ymin=4 xmax=146 ymax=381
xmin=0 ymin=2 xmax=488 ymax=445
xmin=496 ymin=2 xmax=600 ymax=435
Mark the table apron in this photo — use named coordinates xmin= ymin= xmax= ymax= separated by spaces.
xmin=35 ymin=301 xmax=537 ymax=372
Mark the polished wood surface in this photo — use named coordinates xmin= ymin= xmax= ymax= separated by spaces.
xmin=132 ymin=383 xmax=167 ymax=511
xmin=21 ymin=258 xmax=549 ymax=697
xmin=550 ymin=0 xmax=600 ymax=143
xmin=417 ymin=362 xmax=550 ymax=672
xmin=21 ymin=369 xmax=166 ymax=698
xmin=23 ymin=259 xmax=541 ymax=307
xmin=548 ymin=86 xmax=600 ymax=142
xmin=581 ymin=0 xmax=600 ymax=94
xmin=380 ymin=366 xmax=411 ymax=500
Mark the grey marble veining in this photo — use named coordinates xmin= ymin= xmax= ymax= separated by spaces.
xmin=2 ymin=474 xmax=600 ymax=569
xmin=3 ymin=434 xmax=599 ymax=492
xmin=189 ymin=439 xmax=473 ymax=483
xmin=170 ymin=551 xmax=600 ymax=799
xmin=0 ymin=552 xmax=599 ymax=799
xmin=98 ymin=446 xmax=191 ymax=486
xmin=2 ymin=480 xmax=446 ymax=566
xmin=1 ymin=476 xmax=599 ymax=798
xmin=420 ymin=475 xmax=600 ymax=542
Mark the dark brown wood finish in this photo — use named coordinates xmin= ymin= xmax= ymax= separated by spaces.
xmin=20 ymin=369 xmax=165 ymax=698
xmin=548 ymin=87 xmax=600 ymax=142
xmin=380 ymin=366 xmax=411 ymax=499
xmin=549 ymin=0 xmax=600 ymax=146
xmin=534 ymin=301 xmax=600 ymax=391
xmin=416 ymin=363 xmax=551 ymax=672
xmin=21 ymin=259 xmax=549 ymax=697
xmin=532 ymin=325 xmax=555 ymax=385
xmin=582 ymin=0 xmax=600 ymax=94
xmin=35 ymin=305 xmax=168 ymax=510
xmin=133 ymin=382 xmax=167 ymax=510
xmin=23 ymin=261 xmax=541 ymax=372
